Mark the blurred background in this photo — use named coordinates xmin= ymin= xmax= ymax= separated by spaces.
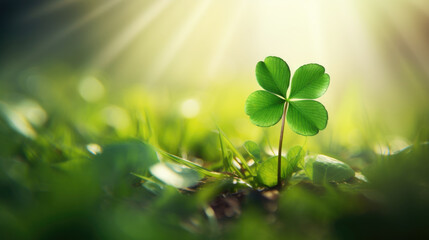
xmin=1 ymin=0 xmax=428 ymax=159
xmin=1 ymin=1 xmax=429 ymax=239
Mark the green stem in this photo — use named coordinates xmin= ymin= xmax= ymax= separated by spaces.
xmin=277 ymin=101 xmax=289 ymax=188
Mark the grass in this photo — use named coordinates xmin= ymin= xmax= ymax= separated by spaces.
xmin=0 ymin=66 xmax=428 ymax=239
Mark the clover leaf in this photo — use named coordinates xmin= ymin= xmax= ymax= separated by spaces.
xmin=287 ymin=100 xmax=328 ymax=136
xmin=244 ymin=90 xmax=284 ymax=127
xmin=289 ymin=64 xmax=330 ymax=99
xmin=245 ymin=56 xmax=330 ymax=187
xmin=255 ymin=56 xmax=290 ymax=98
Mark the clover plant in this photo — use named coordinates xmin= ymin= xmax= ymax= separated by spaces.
xmin=245 ymin=56 xmax=330 ymax=187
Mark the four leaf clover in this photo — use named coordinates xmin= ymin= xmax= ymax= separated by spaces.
xmin=245 ymin=56 xmax=330 ymax=136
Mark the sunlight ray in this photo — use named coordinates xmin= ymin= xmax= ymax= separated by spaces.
xmin=25 ymin=0 xmax=121 ymax=64
xmin=24 ymin=0 xmax=82 ymax=21
xmin=374 ymin=1 xmax=429 ymax=78
xmin=335 ymin=0 xmax=390 ymax=84
xmin=206 ymin=0 xmax=246 ymax=80
xmin=409 ymin=0 xmax=429 ymax=17
xmin=146 ymin=0 xmax=212 ymax=83
xmin=307 ymin=0 xmax=325 ymax=61
xmin=90 ymin=0 xmax=172 ymax=70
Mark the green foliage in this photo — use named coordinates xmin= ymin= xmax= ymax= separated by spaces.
xmin=257 ymin=146 xmax=306 ymax=187
xmin=158 ymin=149 xmax=225 ymax=178
xmin=305 ymin=155 xmax=355 ymax=184
xmin=285 ymin=146 xmax=306 ymax=177
xmin=243 ymin=140 xmax=261 ymax=163
xmin=149 ymin=162 xmax=202 ymax=188
xmin=95 ymin=140 xmax=159 ymax=172
xmin=245 ymin=56 xmax=329 ymax=136
xmin=0 ymin=62 xmax=427 ymax=239
xmin=257 ymin=156 xmax=287 ymax=187
xmin=218 ymin=129 xmax=255 ymax=178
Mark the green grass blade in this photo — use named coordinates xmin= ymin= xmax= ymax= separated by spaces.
xmin=218 ymin=128 xmax=245 ymax=178
xmin=157 ymin=149 xmax=226 ymax=178
xmin=131 ymin=172 xmax=163 ymax=185
xmin=218 ymin=129 xmax=256 ymax=177
xmin=244 ymin=140 xmax=262 ymax=163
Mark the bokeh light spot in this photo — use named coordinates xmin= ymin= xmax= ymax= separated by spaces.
xmin=78 ymin=76 xmax=105 ymax=102
xmin=86 ymin=143 xmax=102 ymax=155
xmin=0 ymin=102 xmax=37 ymax=139
xmin=102 ymin=105 xmax=130 ymax=131
xmin=181 ymin=99 xmax=200 ymax=119
xmin=16 ymin=100 xmax=47 ymax=127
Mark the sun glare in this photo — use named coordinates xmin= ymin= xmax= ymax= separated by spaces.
xmin=181 ymin=99 xmax=200 ymax=119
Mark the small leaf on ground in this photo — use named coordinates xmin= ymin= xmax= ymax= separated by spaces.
xmin=257 ymin=156 xmax=287 ymax=187
xmin=285 ymin=146 xmax=306 ymax=178
xmin=95 ymin=140 xmax=159 ymax=174
xmin=244 ymin=140 xmax=261 ymax=163
xmin=218 ymin=129 xmax=255 ymax=177
xmin=245 ymin=90 xmax=285 ymax=127
xmin=289 ymin=64 xmax=330 ymax=99
xmin=308 ymin=155 xmax=355 ymax=184
xmin=255 ymin=56 xmax=290 ymax=98
xmin=286 ymin=100 xmax=328 ymax=136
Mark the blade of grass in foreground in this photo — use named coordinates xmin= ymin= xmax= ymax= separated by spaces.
xmin=131 ymin=172 xmax=163 ymax=184
xmin=218 ymin=129 xmax=245 ymax=178
xmin=157 ymin=149 xmax=227 ymax=178
xmin=218 ymin=128 xmax=256 ymax=177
